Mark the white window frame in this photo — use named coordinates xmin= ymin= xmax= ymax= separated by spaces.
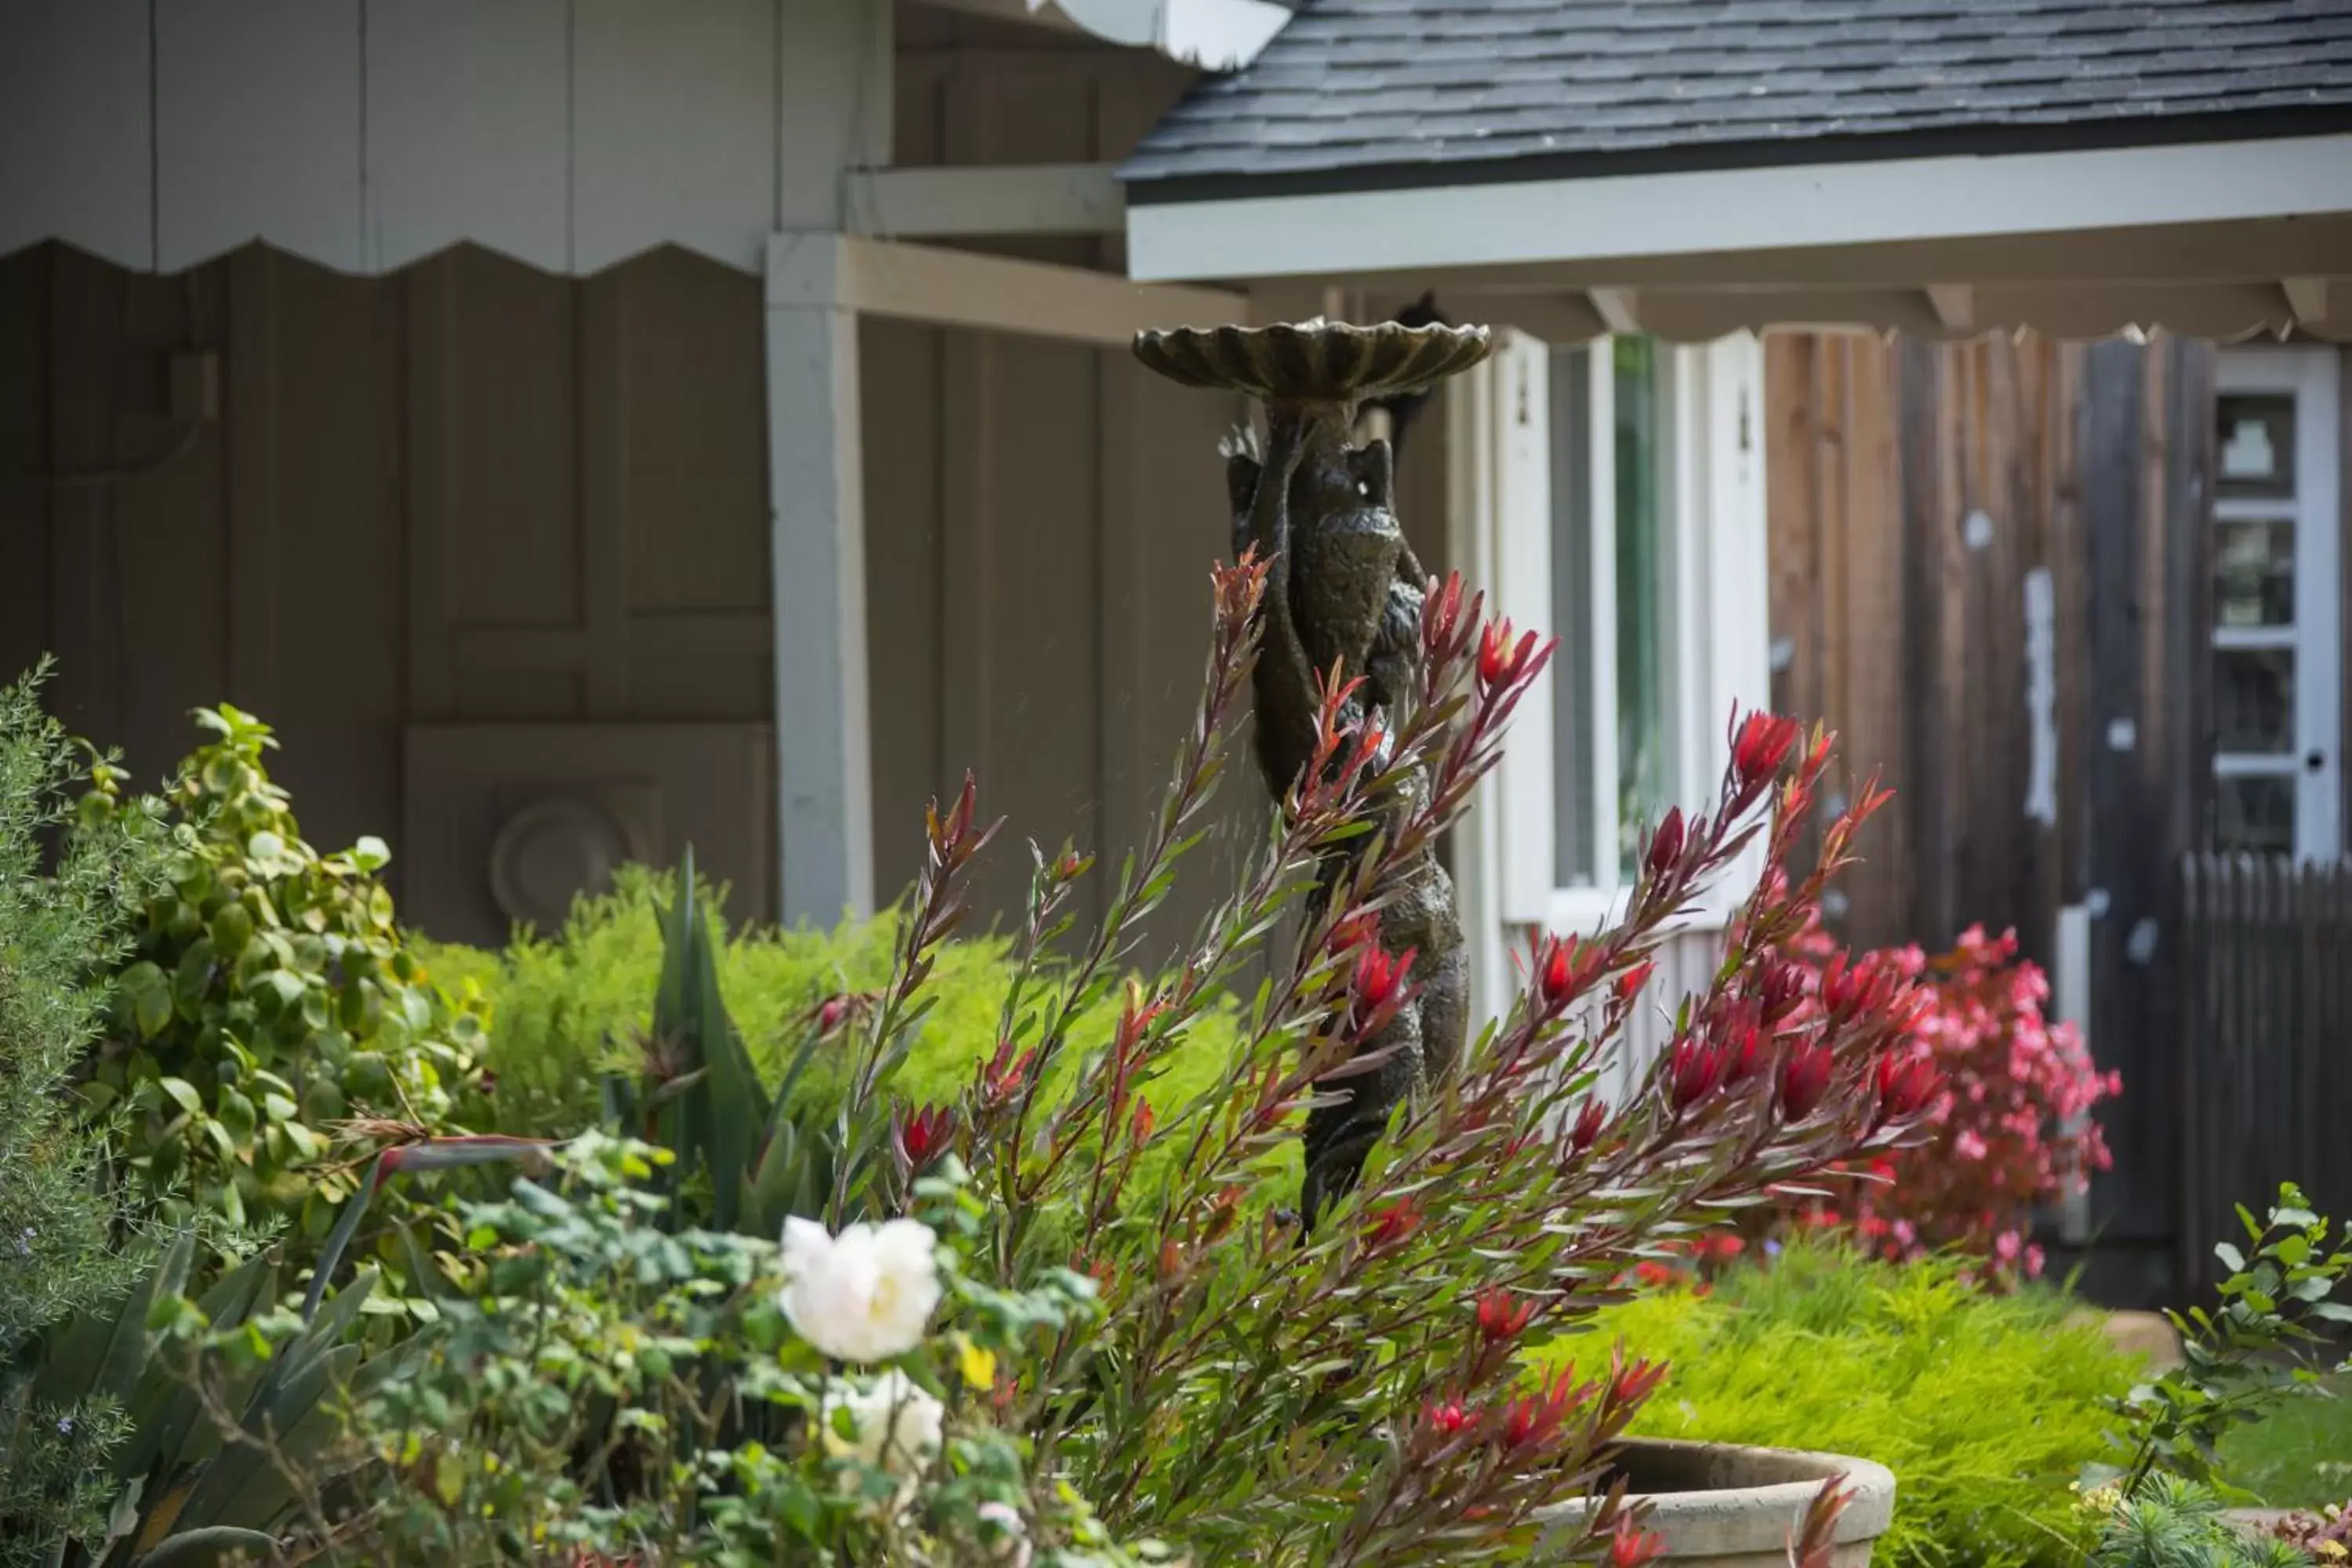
xmin=1450 ymin=331 xmax=1770 ymax=1015
xmin=2211 ymin=347 xmax=2342 ymax=862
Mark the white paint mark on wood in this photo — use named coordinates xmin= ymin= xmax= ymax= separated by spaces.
xmin=2106 ymin=716 xmax=2136 ymax=752
xmin=156 ymin=0 xmax=364 ymax=272
xmin=1769 ymin=633 xmax=1795 ymax=672
xmin=364 ymin=0 xmax=569 ymax=273
xmin=2125 ymin=916 xmax=2159 ymax=966
xmin=1962 ymin=507 xmax=1994 ymax=550
xmin=2086 ymin=887 xmax=2111 ymax=918
xmin=2024 ymin=565 xmax=2057 ymax=826
xmin=2055 ymin=902 xmax=2091 ymax=1243
xmin=0 ymin=0 xmax=152 ymax=267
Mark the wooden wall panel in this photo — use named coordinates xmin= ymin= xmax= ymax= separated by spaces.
xmin=1766 ymin=327 xmax=2216 ymax=1299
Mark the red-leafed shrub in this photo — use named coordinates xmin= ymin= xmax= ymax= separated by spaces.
xmin=1776 ymin=920 xmax=2119 ymax=1285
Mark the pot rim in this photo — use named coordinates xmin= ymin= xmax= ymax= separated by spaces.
xmin=1534 ymin=1436 xmax=1898 ymax=1544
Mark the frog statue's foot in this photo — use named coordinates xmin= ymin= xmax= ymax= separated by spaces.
xmin=1133 ymin=318 xmax=1492 ymax=408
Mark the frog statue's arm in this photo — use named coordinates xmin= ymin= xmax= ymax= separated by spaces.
xmin=1221 ymin=419 xmax=1325 ymax=800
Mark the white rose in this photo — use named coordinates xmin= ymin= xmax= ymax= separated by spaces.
xmin=779 ymin=1216 xmax=942 ymax=1363
xmin=823 ymin=1369 xmax=946 ymax=1490
xmin=975 ymin=1500 xmax=1033 ymax=1567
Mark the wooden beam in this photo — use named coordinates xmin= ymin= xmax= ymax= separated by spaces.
xmin=2284 ymin=276 xmax=2332 ymax=325
xmin=769 ymin=231 xmax=1249 ymax=346
xmin=844 ymin=162 xmax=1123 ymax=238
xmin=1588 ymin=287 xmax=1640 ymax=334
xmin=1926 ymin=282 xmax=1976 ymax=332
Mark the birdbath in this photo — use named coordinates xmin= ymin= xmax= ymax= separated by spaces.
xmin=1131 ymin=318 xmax=1491 ymax=1218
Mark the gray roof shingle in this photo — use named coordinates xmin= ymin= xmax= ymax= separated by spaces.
xmin=1120 ymin=0 xmax=2352 ymax=193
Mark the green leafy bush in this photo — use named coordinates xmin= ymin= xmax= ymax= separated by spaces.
xmin=75 ymin=703 xmax=489 ymax=1244
xmin=416 ymin=864 xmax=1264 ymax=1203
xmin=1532 ymin=1241 xmax=2140 ymax=1568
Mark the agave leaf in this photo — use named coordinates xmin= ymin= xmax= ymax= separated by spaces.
xmin=118 ymin=1254 xmax=274 ymax=1485
xmin=651 ymin=848 xmax=771 ymax=1232
xmin=34 ymin=1232 xmax=194 ymax=1410
xmin=129 ymin=1526 xmax=281 ymax=1568
xmin=173 ymin=1339 xmax=362 ymax=1534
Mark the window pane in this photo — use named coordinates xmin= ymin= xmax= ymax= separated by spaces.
xmin=1615 ymin=337 xmax=1669 ymax=880
xmin=1550 ymin=347 xmax=1598 ymax=888
xmin=2214 ymin=648 xmax=2295 ymax=753
xmin=2215 ymin=774 xmax=2295 ymax=854
xmin=2214 ymin=519 xmax=2295 ymax=629
xmin=2216 ymin=393 xmax=2296 ymax=500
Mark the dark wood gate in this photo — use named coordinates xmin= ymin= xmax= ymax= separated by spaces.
xmin=2176 ymin=852 xmax=2352 ymax=1295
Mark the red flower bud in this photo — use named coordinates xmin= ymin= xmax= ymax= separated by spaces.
xmin=897 ymin=1103 xmax=957 ymax=1168
xmin=1478 ymin=617 xmax=1536 ymax=691
xmin=1351 ymin=944 xmax=1417 ymax=1034
xmin=1130 ymin=1096 xmax=1156 ymax=1145
xmin=1363 ymin=1197 xmax=1424 ymax=1251
xmin=1610 ymin=1345 xmax=1668 ymax=1410
xmin=1667 ymin=1036 xmax=1726 ymax=1112
xmin=1777 ymin=1040 xmax=1837 ymax=1121
xmin=1497 ymin=1368 xmax=1587 ymax=1454
xmin=1722 ymin=1021 xmax=1765 ymax=1086
xmin=1614 ymin=961 xmax=1655 ymax=1006
xmin=1422 ymin=1398 xmax=1476 ymax=1440
xmin=1759 ymin=958 xmax=1808 ymax=1023
xmin=1874 ymin=1051 xmax=1940 ymax=1122
xmin=1643 ymin=806 xmax=1687 ymax=880
xmin=1610 ymin=1519 xmax=1665 ymax=1568
xmin=1570 ymin=1097 xmax=1610 ymax=1152
xmin=1475 ymin=1287 xmax=1534 ymax=1344
xmin=1732 ymin=711 xmax=1801 ymax=789
xmin=982 ymin=1041 xmax=1037 ymax=1108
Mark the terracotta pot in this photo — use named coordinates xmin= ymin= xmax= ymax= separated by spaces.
xmin=1534 ymin=1438 xmax=1897 ymax=1566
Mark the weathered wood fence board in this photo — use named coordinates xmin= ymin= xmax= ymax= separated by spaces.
xmin=2176 ymin=854 xmax=2352 ymax=1296
xmin=1766 ymin=329 xmax=2214 ymax=1299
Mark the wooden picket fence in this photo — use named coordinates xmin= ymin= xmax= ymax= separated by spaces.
xmin=2175 ymin=853 xmax=2352 ymax=1295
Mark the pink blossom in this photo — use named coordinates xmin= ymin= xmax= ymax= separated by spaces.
xmin=1955 ymin=1129 xmax=1987 ymax=1161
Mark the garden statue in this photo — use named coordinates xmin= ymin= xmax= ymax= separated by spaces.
xmin=1132 ymin=318 xmax=1494 ymax=1221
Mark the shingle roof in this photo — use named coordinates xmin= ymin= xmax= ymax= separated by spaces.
xmin=1120 ymin=0 xmax=2352 ymax=194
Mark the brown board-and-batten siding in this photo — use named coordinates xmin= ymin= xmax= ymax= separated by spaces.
xmin=1764 ymin=328 xmax=2216 ymax=1305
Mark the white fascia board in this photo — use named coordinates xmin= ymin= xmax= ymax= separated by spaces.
xmin=845 ymin=163 xmax=1123 ymax=238
xmin=932 ymin=0 xmax=1290 ymax=69
xmin=1125 ymin=132 xmax=2352 ymax=283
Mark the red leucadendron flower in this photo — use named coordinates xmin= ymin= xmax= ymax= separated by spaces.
xmin=897 ymin=1102 xmax=956 ymax=1168
xmin=1475 ymin=1287 xmax=1534 ymax=1344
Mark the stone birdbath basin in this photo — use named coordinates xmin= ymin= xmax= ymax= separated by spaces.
xmin=1536 ymin=1438 xmax=1898 ymax=1567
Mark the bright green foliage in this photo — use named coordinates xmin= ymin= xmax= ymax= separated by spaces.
xmin=76 ymin=703 xmax=489 ymax=1243
xmin=420 ymin=865 xmax=1261 ymax=1203
xmin=0 ymin=660 xmax=169 ymax=1564
xmin=1530 ymin=1242 xmax=2140 ymax=1568
xmin=2111 ymin=1182 xmax=2352 ymax=1494
xmin=2076 ymin=1472 xmax=2310 ymax=1568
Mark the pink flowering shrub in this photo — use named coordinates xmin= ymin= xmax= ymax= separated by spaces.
xmin=1777 ymin=921 xmax=2119 ymax=1286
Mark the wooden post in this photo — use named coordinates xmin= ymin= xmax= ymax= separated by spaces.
xmin=765 ymin=0 xmax=889 ymax=927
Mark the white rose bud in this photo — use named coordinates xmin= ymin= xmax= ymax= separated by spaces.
xmin=780 ymin=1216 xmax=942 ymax=1363
xmin=824 ymin=1369 xmax=946 ymax=1501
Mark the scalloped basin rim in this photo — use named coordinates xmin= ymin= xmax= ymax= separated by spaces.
xmin=1534 ymin=1438 xmax=1897 ymax=1560
xmin=1131 ymin=320 xmax=1494 ymax=402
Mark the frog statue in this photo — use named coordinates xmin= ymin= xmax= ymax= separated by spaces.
xmin=1132 ymin=318 xmax=1494 ymax=1222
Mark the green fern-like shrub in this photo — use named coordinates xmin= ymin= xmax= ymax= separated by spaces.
xmin=412 ymin=865 xmax=1268 ymax=1202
